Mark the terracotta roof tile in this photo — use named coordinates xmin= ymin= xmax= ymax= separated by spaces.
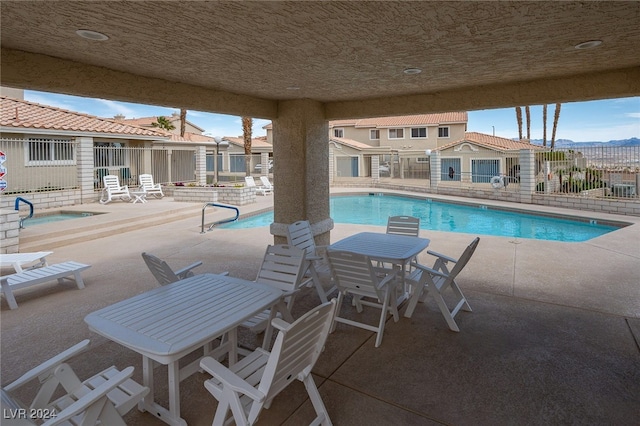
xmin=265 ymin=113 xmax=467 ymax=130
xmin=330 ymin=136 xmax=378 ymax=150
xmin=224 ymin=136 xmax=272 ymax=148
xmin=0 ymin=96 xmax=168 ymax=137
xmin=436 ymin=132 xmax=547 ymax=152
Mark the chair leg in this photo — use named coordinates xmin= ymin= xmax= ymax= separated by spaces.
xmin=302 ymin=374 xmax=333 ymax=426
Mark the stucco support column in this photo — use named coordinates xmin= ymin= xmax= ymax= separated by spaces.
xmin=75 ymin=137 xmax=94 ymax=203
xmin=269 ymin=100 xmax=333 ymax=245
xmin=260 ymin=152 xmax=269 ymax=177
xmin=371 ymin=155 xmax=380 ymax=183
xmin=430 ymin=151 xmax=441 ymax=190
xmin=519 ymin=149 xmax=535 ymax=203
xmin=195 ymin=146 xmax=206 ymax=185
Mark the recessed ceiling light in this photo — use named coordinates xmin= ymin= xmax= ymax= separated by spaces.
xmin=76 ymin=29 xmax=109 ymax=41
xmin=574 ymin=40 xmax=602 ymax=50
xmin=403 ymin=67 xmax=422 ymax=75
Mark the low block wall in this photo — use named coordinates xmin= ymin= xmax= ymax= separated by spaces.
xmin=0 ymin=189 xmax=84 ymax=212
xmin=172 ymin=186 xmax=256 ymax=205
xmin=0 ymin=209 xmax=20 ymax=254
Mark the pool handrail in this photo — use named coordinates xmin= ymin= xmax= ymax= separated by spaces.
xmin=15 ymin=197 xmax=34 ymax=228
xmin=201 ymin=202 xmax=239 ymax=233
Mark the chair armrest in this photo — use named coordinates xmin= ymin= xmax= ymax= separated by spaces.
xmin=175 ymin=261 xmax=203 ymax=279
xmin=42 ymin=366 xmax=136 ymax=426
xmin=375 ymin=268 xmax=399 ymax=290
xmin=426 ymin=250 xmax=458 ymax=264
xmin=409 ymin=262 xmax=448 ymax=279
xmin=271 ymin=317 xmax=291 ymax=331
xmin=4 ymin=340 xmax=91 ymax=392
xmin=200 ymin=357 xmax=265 ymax=402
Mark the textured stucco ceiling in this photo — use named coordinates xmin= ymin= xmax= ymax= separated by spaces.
xmin=1 ymin=1 xmax=639 ymax=119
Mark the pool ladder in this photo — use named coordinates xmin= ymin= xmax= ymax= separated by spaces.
xmin=15 ymin=197 xmax=34 ymax=229
xmin=201 ymin=202 xmax=240 ymax=233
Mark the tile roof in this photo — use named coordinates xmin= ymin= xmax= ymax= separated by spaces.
xmin=436 ymin=132 xmax=547 ymax=152
xmin=330 ymin=137 xmax=381 ymax=150
xmin=119 ymin=115 xmax=204 ymax=132
xmin=223 ymin=136 xmax=272 ymax=148
xmin=263 ymin=112 xmax=468 ymax=130
xmin=166 ymin=132 xmax=217 ymax=143
xmin=0 ymin=96 xmax=167 ymax=137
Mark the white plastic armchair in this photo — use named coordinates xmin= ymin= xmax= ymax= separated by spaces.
xmin=327 ymin=250 xmax=400 ymax=347
xmin=404 ymin=237 xmax=480 ymax=331
xmin=138 ymin=174 xmax=164 ymax=198
xmin=200 ymin=300 xmax=336 ymax=426
xmin=1 ymin=339 xmax=148 ymax=426
xmin=99 ymin=175 xmax=131 ymax=204
xmin=239 ymin=244 xmax=307 ymax=348
xmin=141 ymin=252 xmax=209 ymax=286
xmin=286 ymin=220 xmax=336 ymax=303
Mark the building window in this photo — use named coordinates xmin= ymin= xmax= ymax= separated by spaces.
xmin=94 ymin=142 xmax=125 ymax=167
xmin=333 ymin=128 xmax=344 ymax=138
xmin=410 ymin=127 xmax=427 ymax=138
xmin=388 ymin=128 xmax=404 ymax=139
xmin=416 ymin=157 xmax=430 ymax=163
xmin=27 ymin=139 xmax=75 ymax=165
xmin=370 ymin=129 xmax=380 ymax=140
xmin=438 ymin=127 xmax=450 ymax=138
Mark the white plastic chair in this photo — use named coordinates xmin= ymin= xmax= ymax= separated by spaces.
xmin=404 ymin=237 xmax=480 ymax=331
xmin=1 ymin=339 xmax=148 ymax=426
xmin=386 ymin=215 xmax=420 ymax=237
xmin=286 ymin=220 xmax=336 ymax=303
xmin=327 ymin=250 xmax=399 ymax=347
xmin=99 ymin=175 xmax=131 ymax=204
xmin=244 ymin=176 xmax=271 ymax=195
xmin=259 ymin=176 xmax=274 ymax=192
xmin=141 ymin=252 xmax=208 ymax=286
xmin=200 ymin=300 xmax=336 ymax=426
xmin=138 ymin=174 xmax=164 ymax=198
xmin=239 ymin=244 xmax=307 ymax=347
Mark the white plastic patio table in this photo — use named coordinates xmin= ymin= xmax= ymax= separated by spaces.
xmin=0 ymin=251 xmax=52 ymax=273
xmin=328 ymin=232 xmax=430 ymax=300
xmin=84 ymin=273 xmax=282 ymax=426
xmin=130 ymin=190 xmax=147 ymax=204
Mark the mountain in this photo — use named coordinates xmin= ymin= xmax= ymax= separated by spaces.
xmin=527 ymin=137 xmax=639 ymax=147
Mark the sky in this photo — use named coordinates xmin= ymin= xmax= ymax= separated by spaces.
xmin=23 ymin=90 xmax=640 ymax=143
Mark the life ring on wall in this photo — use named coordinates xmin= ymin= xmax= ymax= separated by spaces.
xmin=490 ymin=176 xmax=504 ymax=189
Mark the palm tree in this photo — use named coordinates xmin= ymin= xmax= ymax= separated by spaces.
xmin=525 ymin=106 xmax=531 ymax=141
xmin=151 ymin=116 xmax=175 ymax=131
xmin=542 ymin=104 xmax=548 ymax=147
xmin=550 ymin=103 xmax=562 ymax=150
xmin=515 ymin=107 xmax=523 ymax=140
xmin=242 ymin=116 xmax=252 ymax=176
xmin=179 ymin=108 xmax=187 ymax=137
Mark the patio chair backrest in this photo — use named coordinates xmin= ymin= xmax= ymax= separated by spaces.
xmin=141 ymin=252 xmax=181 ymax=285
xmin=286 ymin=220 xmax=318 ymax=258
xmin=255 ymin=244 xmax=307 ymax=293
xmin=386 ymin=215 xmax=420 ymax=237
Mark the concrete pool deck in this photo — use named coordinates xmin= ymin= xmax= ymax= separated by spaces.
xmin=2 ymin=187 xmax=639 ymax=425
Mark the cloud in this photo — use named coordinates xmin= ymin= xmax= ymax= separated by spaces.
xmin=94 ymin=99 xmax=137 ymax=117
xmin=625 ymin=112 xmax=640 ymax=119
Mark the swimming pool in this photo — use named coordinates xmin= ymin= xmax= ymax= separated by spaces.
xmin=220 ymin=194 xmax=624 ymax=242
xmin=22 ymin=211 xmax=103 ymax=227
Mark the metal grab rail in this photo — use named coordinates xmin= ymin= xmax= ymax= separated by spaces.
xmin=15 ymin=197 xmax=34 ymax=228
xmin=201 ymin=202 xmax=240 ymax=233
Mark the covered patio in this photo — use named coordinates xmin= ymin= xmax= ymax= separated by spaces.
xmin=2 ymin=190 xmax=639 ymax=424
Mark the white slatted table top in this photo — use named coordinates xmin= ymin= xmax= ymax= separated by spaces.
xmin=84 ymin=273 xmax=282 ymax=364
xmin=328 ymin=232 xmax=430 ymax=264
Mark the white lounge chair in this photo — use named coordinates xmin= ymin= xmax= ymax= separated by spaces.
xmin=259 ymin=176 xmax=274 ymax=192
xmin=239 ymin=244 xmax=307 ymax=347
xmin=327 ymin=250 xmax=399 ymax=347
xmin=99 ymin=175 xmax=131 ymax=204
xmin=1 ymin=339 xmax=148 ymax=426
xmin=1 ymin=261 xmax=91 ymax=310
xmin=286 ymin=220 xmax=336 ymax=303
xmin=404 ymin=237 xmax=480 ymax=331
xmin=244 ymin=176 xmax=272 ymax=195
xmin=138 ymin=174 xmax=164 ymax=198
xmin=200 ymin=300 xmax=336 ymax=426
xmin=0 ymin=251 xmax=52 ymax=273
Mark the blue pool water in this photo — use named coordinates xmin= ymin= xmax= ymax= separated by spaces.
xmin=23 ymin=212 xmax=100 ymax=227
xmin=220 ymin=195 xmax=623 ymax=242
